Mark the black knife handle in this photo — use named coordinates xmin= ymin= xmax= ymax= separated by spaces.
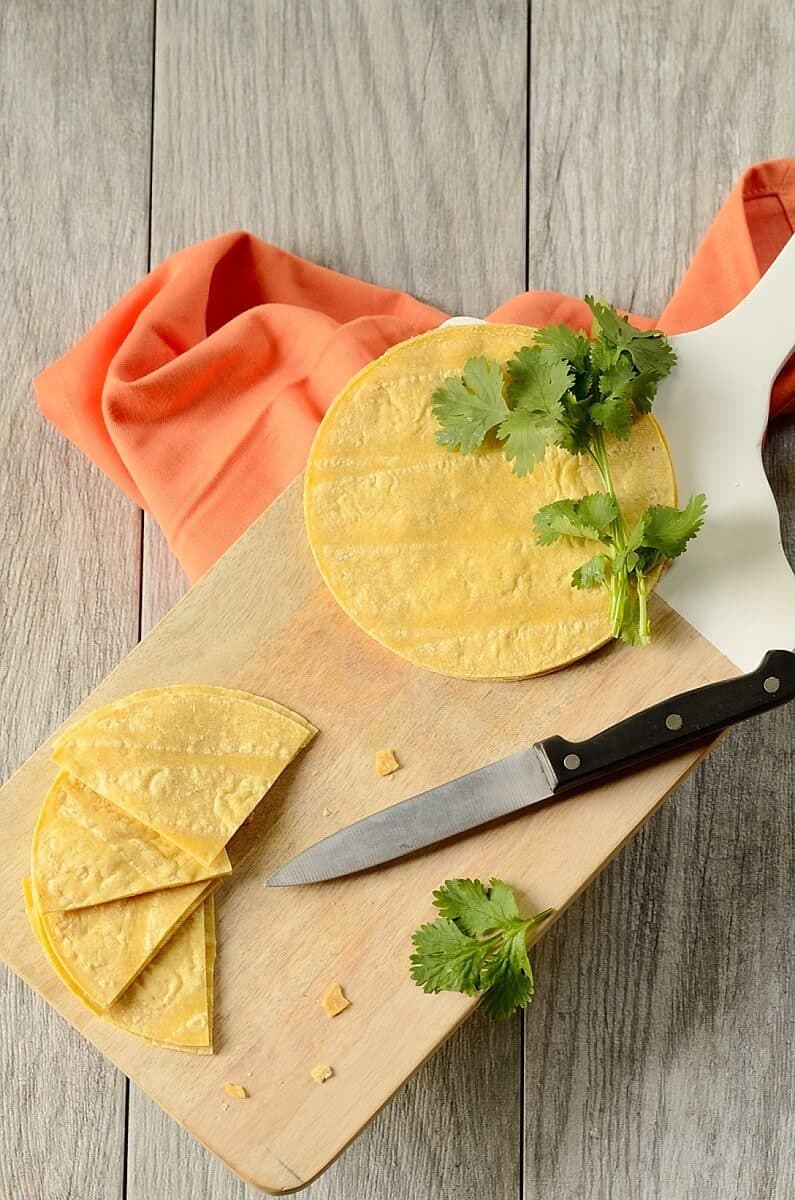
xmin=534 ymin=649 xmax=795 ymax=794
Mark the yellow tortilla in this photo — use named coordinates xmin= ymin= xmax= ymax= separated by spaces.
xmin=23 ymin=878 xmax=98 ymax=1004
xmin=32 ymin=772 xmax=231 ymax=912
xmin=244 ymin=691 xmax=316 ymax=734
xmin=204 ymin=893 xmax=216 ymax=1045
xmin=51 ymin=686 xmax=316 ymax=862
xmin=305 ymin=324 xmax=676 ymax=679
xmin=38 ymin=877 xmax=213 ymax=1010
xmin=110 ymin=896 xmax=214 ymax=1053
xmin=23 ymin=881 xmax=214 ymax=1053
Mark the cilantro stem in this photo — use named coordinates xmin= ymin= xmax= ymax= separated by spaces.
xmin=527 ymin=907 xmax=555 ymax=928
xmin=589 ymin=429 xmax=626 ymax=544
xmin=636 ymin=572 xmax=651 ymax=645
xmin=588 ymin=427 xmax=643 ymax=640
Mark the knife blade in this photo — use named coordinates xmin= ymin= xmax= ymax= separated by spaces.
xmin=267 ymin=649 xmax=795 ymax=886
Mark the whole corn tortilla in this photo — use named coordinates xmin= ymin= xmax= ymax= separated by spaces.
xmin=304 ymin=325 xmax=676 ymax=679
xmin=32 ymin=772 xmax=231 ymax=912
xmin=37 ymin=877 xmax=213 ymax=1010
xmin=51 ymin=686 xmax=316 ymax=863
xmin=23 ymin=881 xmax=215 ymax=1053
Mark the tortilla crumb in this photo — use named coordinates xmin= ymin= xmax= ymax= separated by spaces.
xmin=220 ymin=1102 xmax=230 ymax=1111
xmin=322 ymin=807 xmax=331 ymax=817
xmin=375 ymin=748 xmax=400 ymax=777
xmin=224 ymin=1082 xmax=248 ymax=1099
xmin=310 ymin=1064 xmax=333 ymax=1084
xmin=322 ymin=984 xmax=350 ymax=1018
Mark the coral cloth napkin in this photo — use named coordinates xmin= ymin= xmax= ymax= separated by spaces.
xmin=36 ymin=159 xmax=794 ymax=584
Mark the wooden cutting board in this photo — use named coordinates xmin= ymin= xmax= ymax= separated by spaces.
xmin=0 ymin=475 xmax=735 ymax=1194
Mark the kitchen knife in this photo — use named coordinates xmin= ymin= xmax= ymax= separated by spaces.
xmin=267 ymin=649 xmax=795 ymax=886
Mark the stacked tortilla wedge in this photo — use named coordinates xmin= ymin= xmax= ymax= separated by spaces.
xmin=25 ymin=686 xmax=315 ymax=1053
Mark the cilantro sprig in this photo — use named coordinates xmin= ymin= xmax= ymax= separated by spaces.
xmin=431 ymin=299 xmax=706 ymax=645
xmin=410 ymin=878 xmax=553 ymax=1020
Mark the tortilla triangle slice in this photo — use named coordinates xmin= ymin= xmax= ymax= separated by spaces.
xmin=51 ymin=686 xmax=316 ymax=863
xmin=23 ymin=881 xmax=214 ymax=1053
xmin=36 ymin=877 xmax=213 ymax=1010
xmin=32 ymin=772 xmax=231 ymax=912
xmin=238 ymin=689 xmax=315 ymax=734
xmin=203 ymin=894 xmax=216 ymax=1048
xmin=109 ymin=895 xmax=215 ymax=1052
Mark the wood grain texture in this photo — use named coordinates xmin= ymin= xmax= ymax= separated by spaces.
xmin=525 ymin=3 xmax=795 ymax=1197
xmin=0 ymin=470 xmax=735 ymax=1196
xmin=127 ymin=1010 xmax=520 ymax=1200
xmin=2 ymin=0 xmax=792 ymax=1196
xmin=131 ymin=2 xmax=528 ymax=1197
xmin=0 ymin=1 xmax=153 ymax=1197
xmin=528 ymin=0 xmax=794 ymax=311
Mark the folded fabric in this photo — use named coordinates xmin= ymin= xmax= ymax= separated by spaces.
xmin=35 ymin=159 xmax=794 ymax=584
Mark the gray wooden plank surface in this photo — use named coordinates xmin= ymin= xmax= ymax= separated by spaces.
xmin=0 ymin=2 xmax=154 ymax=1198
xmin=128 ymin=1 xmax=528 ymax=1197
xmin=525 ymin=3 xmax=794 ymax=1197
xmin=2 ymin=0 xmax=793 ymax=1197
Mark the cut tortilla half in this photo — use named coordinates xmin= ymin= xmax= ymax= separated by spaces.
xmin=37 ymin=877 xmax=214 ymax=1010
xmin=32 ymin=772 xmax=231 ymax=913
xmin=24 ymin=881 xmax=214 ymax=1053
xmin=51 ymin=686 xmax=316 ymax=863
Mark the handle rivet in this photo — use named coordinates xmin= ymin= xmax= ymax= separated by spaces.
xmin=665 ymin=713 xmax=683 ymax=731
xmin=563 ymin=753 xmax=581 ymax=771
xmin=763 ymin=676 xmax=781 ymax=695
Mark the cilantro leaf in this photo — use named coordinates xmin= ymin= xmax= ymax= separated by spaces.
xmin=600 ymin=357 xmax=635 ymax=399
xmin=590 ymin=393 xmax=633 ymax=439
xmin=432 ymin=877 xmax=504 ymax=936
xmin=556 ymin=393 xmax=592 ymax=454
xmin=622 ymin=494 xmax=707 ymax=573
xmin=432 ymin=876 xmax=521 ymax=935
xmin=479 ymin=928 xmax=535 ymax=1020
xmin=585 ymin=295 xmax=633 ymax=346
xmin=588 ymin=335 xmax=620 ymax=376
xmin=498 ymin=346 xmax=574 ymax=475
xmin=432 ymin=357 xmax=509 ymax=454
xmin=624 ymin=370 xmax=660 ymax=414
xmin=590 ymin=360 xmax=635 ymax=438
xmin=638 ymin=493 xmax=708 ymax=558
xmin=576 ymin=491 xmax=620 ymax=533
xmin=534 ymin=493 xmax=618 ymax=545
xmin=533 ymin=500 xmax=587 ymax=545
xmin=410 ymin=879 xmax=553 ymax=1020
xmin=586 ymin=296 xmax=677 ymax=383
xmin=484 ymin=877 xmax=523 ymax=925
xmin=498 ymin=402 xmax=562 ymax=476
xmin=504 ymin=345 xmax=574 ymax=412
xmin=623 ymin=512 xmax=647 ymax=555
xmin=534 ymin=324 xmax=591 ymax=372
xmin=608 ymin=494 xmax=707 ymax=645
xmin=572 ymin=554 xmax=610 ymax=589
xmin=409 ymin=918 xmax=488 ymax=995
xmin=625 ymin=332 xmax=677 ymax=380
